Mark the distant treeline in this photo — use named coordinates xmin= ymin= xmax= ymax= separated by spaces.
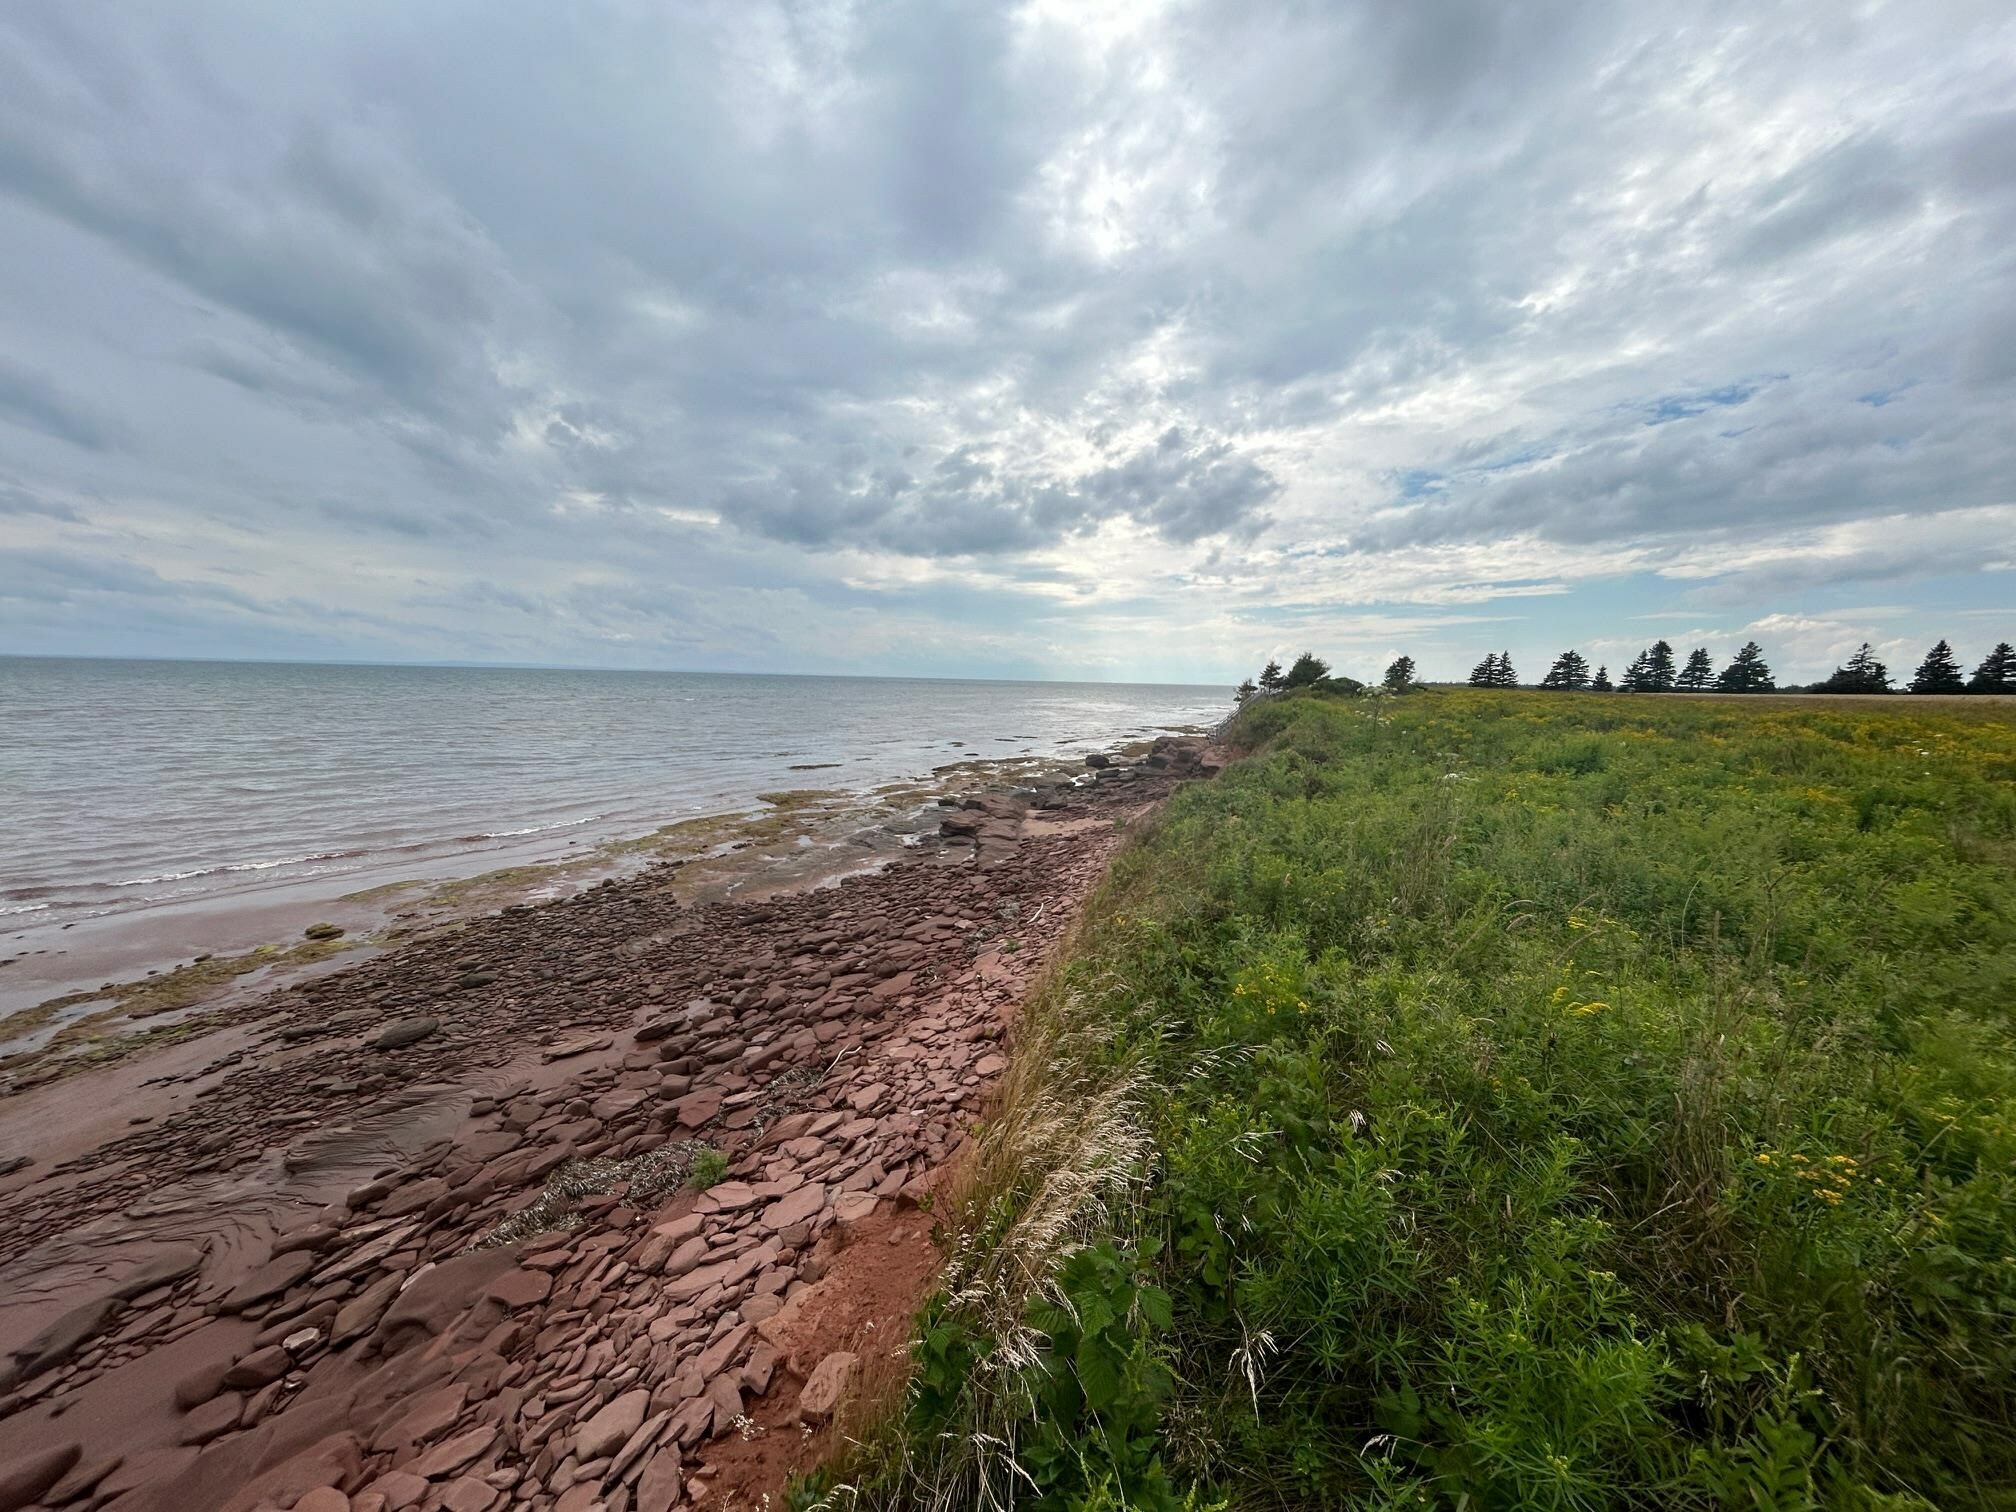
xmin=1235 ymin=638 xmax=2014 ymax=701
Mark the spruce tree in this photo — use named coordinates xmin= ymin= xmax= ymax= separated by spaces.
xmin=1284 ymin=651 xmax=1330 ymax=688
xmin=1620 ymin=650 xmax=1651 ymax=691
xmin=1469 ymin=653 xmax=1500 ymax=687
xmin=1818 ymin=643 xmax=1892 ymax=694
xmin=1382 ymin=655 xmax=1417 ymax=693
xmin=1644 ymin=639 xmax=1678 ymax=692
xmin=1258 ymin=659 xmax=1284 ymax=691
xmin=1676 ymin=647 xmax=1714 ymax=691
xmin=1540 ymin=650 xmax=1591 ymax=689
xmin=1591 ymin=664 xmax=1613 ymax=692
xmin=1908 ymin=640 xmax=1964 ymax=694
xmin=1495 ymin=650 xmax=1518 ymax=688
xmin=1236 ymin=679 xmax=1258 ymax=703
xmin=1968 ymin=642 xmax=2015 ymax=693
xmin=1716 ymin=641 xmax=1775 ymax=692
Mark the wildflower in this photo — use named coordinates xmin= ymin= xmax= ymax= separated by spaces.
xmin=1755 ymin=1152 xmax=1773 ymax=1165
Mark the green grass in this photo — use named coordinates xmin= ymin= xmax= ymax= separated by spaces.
xmin=811 ymin=689 xmax=2016 ymax=1511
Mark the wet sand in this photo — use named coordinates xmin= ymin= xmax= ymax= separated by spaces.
xmin=0 ymin=736 xmax=1218 ymax=1512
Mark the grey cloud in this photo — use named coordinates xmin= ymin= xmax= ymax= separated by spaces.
xmin=0 ymin=482 xmax=82 ymax=521
xmin=1727 ymin=134 xmax=1922 ymax=265
xmin=0 ymin=356 xmax=113 ymax=450
xmin=722 ymin=427 xmax=1279 ymax=556
xmin=0 ymin=1 xmax=2012 ymax=679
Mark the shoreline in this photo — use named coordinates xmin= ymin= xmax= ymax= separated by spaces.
xmin=0 ymin=731 xmax=1220 ymax=1512
xmin=0 ymin=731 xmax=1202 ymax=1087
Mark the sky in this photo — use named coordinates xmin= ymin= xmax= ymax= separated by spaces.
xmin=1 ymin=1 xmax=2012 ymax=688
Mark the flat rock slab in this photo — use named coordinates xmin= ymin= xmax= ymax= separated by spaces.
xmin=373 ymin=1016 xmax=440 ymax=1050
xmin=799 ymin=1351 xmax=858 ymax=1424
xmin=575 ymin=1388 xmax=650 ymax=1461
xmin=220 ymin=1249 xmax=317 ymax=1312
xmin=759 ymin=1184 xmax=827 ymax=1231
xmin=12 ymin=1296 xmax=119 ymax=1377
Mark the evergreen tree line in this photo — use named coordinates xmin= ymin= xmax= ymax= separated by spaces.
xmin=1236 ymin=639 xmax=2015 ymax=702
xmin=1460 ymin=637 xmax=2014 ymax=695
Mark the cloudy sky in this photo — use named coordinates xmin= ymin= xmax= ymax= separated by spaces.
xmin=2 ymin=1 xmax=2012 ymax=686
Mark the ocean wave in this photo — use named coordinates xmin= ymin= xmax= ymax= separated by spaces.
xmin=0 ymin=901 xmax=52 ymax=916
xmin=454 ymin=815 xmax=601 ymax=842
xmin=112 ymin=848 xmax=364 ymax=887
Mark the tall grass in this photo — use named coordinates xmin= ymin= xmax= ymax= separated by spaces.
xmin=805 ymin=690 xmax=2016 ymax=1511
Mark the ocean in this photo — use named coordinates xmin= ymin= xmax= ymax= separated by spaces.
xmin=0 ymin=657 xmax=1228 ymax=931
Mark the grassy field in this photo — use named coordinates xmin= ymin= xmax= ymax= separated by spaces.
xmin=807 ymin=689 xmax=2016 ymax=1511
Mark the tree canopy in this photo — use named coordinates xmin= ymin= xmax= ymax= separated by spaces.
xmin=1539 ymin=650 xmax=1592 ymax=689
xmin=1969 ymin=643 xmax=2015 ymax=694
xmin=1816 ymin=643 xmax=1892 ymax=694
xmin=1908 ymin=640 xmax=1964 ymax=694
xmin=1283 ymin=652 xmax=1330 ymax=688
xmin=1716 ymin=642 xmax=1776 ymax=693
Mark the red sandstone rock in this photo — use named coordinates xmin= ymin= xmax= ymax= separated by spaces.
xmin=0 ymin=1441 xmax=80 ymax=1511
xmin=799 ymin=1350 xmax=857 ymax=1424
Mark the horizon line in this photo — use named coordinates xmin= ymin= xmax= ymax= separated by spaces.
xmin=0 ymin=650 xmax=1232 ymax=691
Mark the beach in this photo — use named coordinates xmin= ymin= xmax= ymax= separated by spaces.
xmin=0 ymin=707 xmax=1221 ymax=1511
xmin=1 ymin=658 xmax=1225 ymax=1072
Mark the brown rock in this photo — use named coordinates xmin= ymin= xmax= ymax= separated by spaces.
xmin=173 ymin=1357 xmax=233 ymax=1409
xmin=111 ymin=1243 xmax=206 ymax=1299
xmin=483 ymin=1267 xmax=552 ymax=1310
xmin=220 ymin=1249 xmax=317 ymax=1312
xmin=45 ymin=1451 xmax=121 ymax=1506
xmin=365 ymin=1469 xmax=430 ymax=1510
xmin=635 ymin=1448 xmax=684 ymax=1512
xmin=177 ymin=1391 xmax=245 ymax=1445
xmin=373 ymin=1015 xmax=440 ymax=1050
xmin=574 ymin=1387 xmax=650 ymax=1461
xmin=223 ymin=1343 xmax=291 ymax=1390
xmin=214 ymin=1430 xmax=362 ymax=1512
xmin=438 ymin=1475 xmax=501 ymax=1511
xmin=759 ymin=1184 xmax=826 ymax=1231
xmin=379 ymin=1177 xmax=450 ymax=1219
xmin=831 ymin=1191 xmax=878 ymax=1226
xmin=376 ymin=1249 xmax=518 ymax=1352
xmin=293 ymin=1489 xmax=352 ymax=1512
xmin=672 ymin=1089 xmax=722 ymax=1128
xmin=410 ymin=1423 xmax=497 ymax=1480
xmin=370 ymin=1383 xmax=469 ymax=1454
xmin=0 ymin=1441 xmax=79 ymax=1511
xmin=799 ymin=1351 xmax=858 ymax=1424
xmin=331 ymin=1271 xmax=405 ymax=1344
xmin=12 ymin=1296 xmax=119 ymax=1376
xmin=845 ymin=1082 xmax=890 ymax=1113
